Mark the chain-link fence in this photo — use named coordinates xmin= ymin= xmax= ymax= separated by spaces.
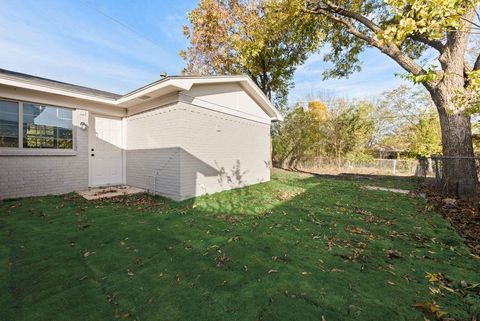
xmin=278 ymin=156 xmax=480 ymax=196
xmin=431 ymin=155 xmax=480 ymax=192
xmin=283 ymin=156 xmax=434 ymax=177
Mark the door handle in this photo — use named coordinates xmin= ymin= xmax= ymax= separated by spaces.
xmin=91 ymin=153 xmax=95 ymax=157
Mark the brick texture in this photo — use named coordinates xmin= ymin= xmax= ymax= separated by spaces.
xmin=125 ymin=102 xmax=271 ymax=200
xmin=0 ymin=110 xmax=88 ymax=199
xmin=1 ymin=101 xmax=272 ymax=201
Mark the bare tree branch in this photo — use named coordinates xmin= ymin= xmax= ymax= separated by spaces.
xmin=304 ymin=7 xmax=373 ymax=43
xmin=326 ymin=2 xmax=446 ymax=53
xmin=460 ymin=16 xmax=480 ymax=30
xmin=474 ymin=53 xmax=480 ymax=70
xmin=322 ymin=1 xmax=382 ymax=33
xmin=471 ymin=5 xmax=480 ymax=71
xmin=408 ymin=34 xmax=445 ymax=52
xmin=305 ymin=4 xmax=430 ymax=86
xmin=322 ymin=1 xmax=447 ymax=53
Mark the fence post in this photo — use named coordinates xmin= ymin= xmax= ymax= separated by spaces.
xmin=432 ymin=157 xmax=441 ymax=188
xmin=392 ymin=159 xmax=397 ymax=175
xmin=415 ymin=157 xmax=428 ymax=177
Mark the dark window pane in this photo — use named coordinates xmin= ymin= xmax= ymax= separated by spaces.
xmin=23 ymin=104 xmax=73 ymax=149
xmin=0 ymin=100 xmax=19 ymax=147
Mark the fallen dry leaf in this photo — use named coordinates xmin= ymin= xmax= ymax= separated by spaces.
xmin=385 ymin=249 xmax=402 ymax=260
xmin=215 ymin=254 xmax=231 ymax=267
xmin=414 ymin=301 xmax=448 ymax=320
xmin=331 ymin=268 xmax=344 ymax=272
xmin=83 ymin=251 xmax=95 ymax=258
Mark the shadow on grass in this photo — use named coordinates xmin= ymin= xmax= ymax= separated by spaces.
xmin=283 ymin=168 xmax=430 ymax=190
xmin=0 ymin=171 xmax=479 ymax=321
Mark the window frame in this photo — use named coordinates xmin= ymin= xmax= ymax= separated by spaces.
xmin=0 ymin=98 xmax=20 ymax=148
xmin=0 ymin=97 xmax=77 ymax=153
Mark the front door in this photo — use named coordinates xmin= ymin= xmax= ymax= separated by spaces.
xmin=89 ymin=114 xmax=123 ymax=187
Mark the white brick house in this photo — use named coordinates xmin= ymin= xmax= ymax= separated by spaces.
xmin=0 ymin=69 xmax=282 ymax=200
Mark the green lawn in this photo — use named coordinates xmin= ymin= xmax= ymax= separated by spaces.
xmin=1 ymin=170 xmax=479 ymax=321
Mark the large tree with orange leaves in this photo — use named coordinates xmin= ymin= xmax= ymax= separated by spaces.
xmin=180 ymin=0 xmax=323 ymax=108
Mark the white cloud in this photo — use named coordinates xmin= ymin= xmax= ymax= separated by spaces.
xmin=0 ymin=0 xmax=430 ymax=101
xmin=0 ymin=0 xmax=187 ymax=93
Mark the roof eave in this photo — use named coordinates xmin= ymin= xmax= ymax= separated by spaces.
xmin=0 ymin=77 xmax=119 ymax=105
xmin=237 ymin=77 xmax=284 ymax=122
xmin=0 ymin=74 xmax=284 ymax=121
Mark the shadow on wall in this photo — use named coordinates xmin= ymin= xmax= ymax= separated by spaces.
xmin=215 ymin=160 xmax=248 ymax=189
xmin=179 ymin=148 xmax=221 ymax=199
xmin=92 ymin=114 xmax=262 ymax=199
xmin=124 ymin=146 xmax=219 ymax=200
xmin=179 ymin=84 xmax=241 ymax=107
xmin=124 ymin=146 xmax=252 ymax=200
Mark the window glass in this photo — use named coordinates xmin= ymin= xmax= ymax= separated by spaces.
xmin=23 ymin=104 xmax=73 ymax=149
xmin=0 ymin=100 xmax=19 ymax=147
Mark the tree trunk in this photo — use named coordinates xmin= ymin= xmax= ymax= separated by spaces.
xmin=287 ymin=152 xmax=297 ymax=169
xmin=429 ymin=87 xmax=478 ymax=198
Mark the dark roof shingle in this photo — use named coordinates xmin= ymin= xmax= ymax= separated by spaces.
xmin=0 ymin=68 xmax=121 ymax=100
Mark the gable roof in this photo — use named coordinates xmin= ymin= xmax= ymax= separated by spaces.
xmin=0 ymin=69 xmax=283 ymax=121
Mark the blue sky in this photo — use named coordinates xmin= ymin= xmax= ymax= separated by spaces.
xmin=0 ymin=0 xmax=410 ymax=104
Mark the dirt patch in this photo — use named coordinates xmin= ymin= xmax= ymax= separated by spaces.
xmin=363 ymin=185 xmax=411 ymax=194
xmin=219 ymin=214 xmax=244 ymax=224
xmin=277 ymin=190 xmax=303 ymax=201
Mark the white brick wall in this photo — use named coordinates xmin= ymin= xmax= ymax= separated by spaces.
xmin=1 ymin=100 xmax=272 ymax=201
xmin=0 ymin=110 xmax=88 ymax=199
xmin=125 ymin=105 xmax=183 ymax=200
xmin=179 ymin=102 xmax=271 ymax=199
xmin=125 ymin=102 xmax=271 ymax=201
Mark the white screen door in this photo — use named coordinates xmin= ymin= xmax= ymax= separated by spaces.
xmin=89 ymin=114 xmax=123 ymax=186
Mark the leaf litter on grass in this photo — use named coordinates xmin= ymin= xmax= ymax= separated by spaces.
xmin=1 ymin=170 xmax=480 ymax=321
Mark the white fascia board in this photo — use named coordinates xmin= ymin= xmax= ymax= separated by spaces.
xmin=0 ymin=75 xmax=283 ymax=121
xmin=0 ymin=77 xmax=189 ymax=108
xmin=116 ymin=79 xmax=193 ymax=105
xmin=239 ymin=78 xmax=284 ymax=121
xmin=0 ymin=78 xmax=116 ymax=105
xmin=169 ymin=76 xmax=283 ymax=121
